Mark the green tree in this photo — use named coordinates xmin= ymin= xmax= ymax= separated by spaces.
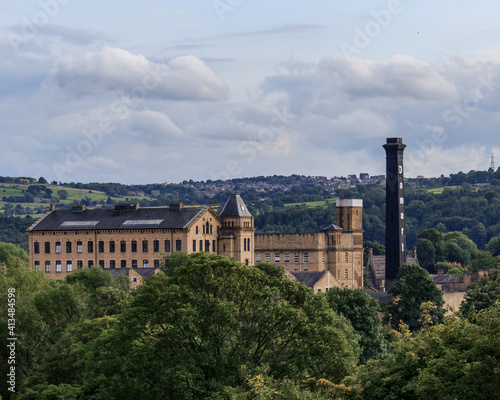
xmin=460 ymin=270 xmax=500 ymax=319
xmin=384 ymin=264 xmax=445 ymax=331
xmin=326 ymin=288 xmax=387 ymax=363
xmin=486 ymin=235 xmax=500 ymax=256
xmin=415 ymin=238 xmax=436 ymax=268
xmin=67 ymin=254 xmax=360 ymax=399
xmin=57 ymin=189 xmax=68 ymax=200
xmin=351 ymin=305 xmax=500 ymax=400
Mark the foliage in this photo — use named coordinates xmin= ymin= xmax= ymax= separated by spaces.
xmin=384 ymin=264 xmax=445 ymax=331
xmin=28 ymin=254 xmax=359 ymax=399
xmin=486 ymin=235 xmax=500 ymax=256
xmin=349 ymin=305 xmax=500 ymax=399
xmin=460 ymin=270 xmax=500 ymax=319
xmin=326 ymin=288 xmax=388 ymax=363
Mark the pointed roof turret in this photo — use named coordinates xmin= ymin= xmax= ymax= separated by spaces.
xmin=219 ymin=194 xmax=252 ymax=218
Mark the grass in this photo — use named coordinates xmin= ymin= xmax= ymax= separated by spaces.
xmin=0 ymin=183 xmax=150 ymax=217
xmin=284 ymin=197 xmax=339 ymax=208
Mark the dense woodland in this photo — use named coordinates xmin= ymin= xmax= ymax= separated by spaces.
xmin=1 ymin=246 xmax=499 ymax=399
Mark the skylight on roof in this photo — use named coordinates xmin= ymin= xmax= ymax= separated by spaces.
xmin=122 ymin=219 xmax=164 ymax=226
xmin=60 ymin=221 xmax=99 ymax=227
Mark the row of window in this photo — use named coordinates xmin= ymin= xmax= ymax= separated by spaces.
xmin=256 ymin=252 xmax=350 ymax=264
xmin=195 ymin=223 xmax=216 ymax=234
xmin=34 ymin=239 xmax=182 ymax=254
xmin=192 ymin=239 xmax=217 ymax=252
xmin=256 ymin=253 xmax=309 ymax=263
xmin=37 ymin=259 xmax=161 ymax=272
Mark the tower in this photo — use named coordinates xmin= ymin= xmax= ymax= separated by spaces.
xmin=218 ymin=194 xmax=255 ymax=266
xmin=383 ymin=137 xmax=407 ymax=283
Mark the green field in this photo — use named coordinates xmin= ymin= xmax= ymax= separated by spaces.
xmin=284 ymin=197 xmax=339 ymax=208
xmin=0 ymin=184 xmax=149 ymax=217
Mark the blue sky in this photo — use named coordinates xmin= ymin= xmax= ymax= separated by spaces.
xmin=1 ymin=0 xmax=499 ymax=184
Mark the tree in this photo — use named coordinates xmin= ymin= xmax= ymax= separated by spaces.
xmin=350 ymin=305 xmax=500 ymax=400
xmin=415 ymin=238 xmax=436 ymax=269
xmin=326 ymin=288 xmax=387 ymax=363
xmin=62 ymin=254 xmax=360 ymax=399
xmin=38 ymin=177 xmax=48 ymax=184
xmin=384 ymin=264 xmax=445 ymax=331
xmin=486 ymin=235 xmax=500 ymax=256
xmin=57 ymin=190 xmax=68 ymax=200
xmin=460 ymin=270 xmax=500 ymax=319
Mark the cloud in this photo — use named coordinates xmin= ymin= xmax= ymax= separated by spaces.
xmin=318 ymin=54 xmax=459 ymax=101
xmin=49 ymin=47 xmax=229 ymax=101
xmin=127 ymin=110 xmax=183 ymax=145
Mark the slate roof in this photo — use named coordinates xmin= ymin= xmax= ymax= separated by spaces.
xmin=291 ymin=271 xmax=326 ymax=288
xmin=28 ymin=206 xmax=207 ymax=231
xmin=219 ymin=194 xmax=252 ymax=217
xmin=365 ymin=289 xmax=393 ymax=303
xmin=105 ymin=267 xmax=159 ymax=278
xmin=370 ymin=255 xmax=418 ymax=282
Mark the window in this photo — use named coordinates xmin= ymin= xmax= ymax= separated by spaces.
xmin=88 ymin=241 xmax=94 ymax=253
xmin=154 ymin=259 xmax=160 ymax=268
xmin=247 ymin=238 xmax=250 ymax=250
xmin=303 ymin=268 xmax=309 ymax=272
xmin=245 ymin=259 xmax=249 ymax=265
xmin=210 ymin=225 xmax=213 ymax=234
xmin=66 ymin=241 xmax=72 ymax=253
xmin=205 ymin=240 xmax=210 ymax=252
xmin=256 ymin=254 xmax=261 ymax=262
xmin=55 ymin=242 xmax=61 ymax=254
xmin=243 ymin=238 xmax=246 ymax=251
xmin=88 ymin=260 xmax=94 ymax=267
xmin=303 ymin=253 xmax=309 ymax=263
xmin=196 ymin=226 xmax=199 ymax=234
xmin=109 ymin=241 xmax=115 ymax=253
xmin=153 ymin=240 xmax=159 ymax=252
xmin=66 ymin=261 xmax=72 ymax=272
xmin=98 ymin=241 xmax=104 ymax=253
xmin=142 ymin=240 xmax=148 ymax=252
xmin=77 ymin=241 xmax=83 ymax=253
xmin=120 ymin=241 xmax=126 ymax=252
xmin=317 ymin=288 xmax=321 ymax=293
xmin=56 ymin=261 xmax=61 ymax=273
xmin=223 ymin=244 xmax=226 ymax=252
xmin=131 ymin=240 xmax=137 ymax=253
xmin=45 ymin=261 xmax=51 ymax=272
xmin=77 ymin=260 xmax=83 ymax=269
xmin=200 ymin=240 xmax=203 ymax=252
xmin=176 ymin=240 xmax=182 ymax=251
xmin=322 ymin=253 xmax=325 ymax=263
xmin=294 ymin=253 xmax=299 ymax=263
xmin=99 ymin=260 xmax=104 ymax=267
xmin=132 ymin=277 xmax=137 ymax=283
xmin=34 ymin=261 xmax=40 ymax=270
xmin=203 ymin=225 xmax=205 ymax=234
xmin=121 ymin=260 xmax=126 ymax=268
xmin=345 ymin=252 xmax=348 ymax=262
xmin=110 ymin=260 xmax=115 ymax=268
xmin=143 ymin=260 xmax=149 ymax=268
xmin=34 ymin=242 xmax=40 ymax=254
xmin=164 ymin=240 xmax=170 ymax=252
xmin=284 ymin=253 xmax=289 ymax=263
xmin=193 ymin=240 xmax=197 ymax=252
xmin=213 ymin=240 xmax=216 ymax=252
xmin=274 ymin=253 xmax=280 ymax=262
xmin=45 ymin=242 xmax=50 ymax=254
xmin=132 ymin=260 xmax=137 ymax=268
xmin=265 ymin=254 xmax=270 ymax=262
xmin=345 ymin=269 xmax=348 ymax=279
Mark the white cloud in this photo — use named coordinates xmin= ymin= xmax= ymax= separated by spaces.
xmin=49 ymin=47 xmax=229 ymax=101
xmin=318 ymin=54 xmax=459 ymax=101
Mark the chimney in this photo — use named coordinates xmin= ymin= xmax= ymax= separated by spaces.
xmin=72 ymin=204 xmax=86 ymax=213
xmin=170 ymin=202 xmax=183 ymax=211
xmin=49 ymin=203 xmax=55 ymax=212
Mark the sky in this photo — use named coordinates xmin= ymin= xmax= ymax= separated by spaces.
xmin=1 ymin=0 xmax=500 ymax=184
